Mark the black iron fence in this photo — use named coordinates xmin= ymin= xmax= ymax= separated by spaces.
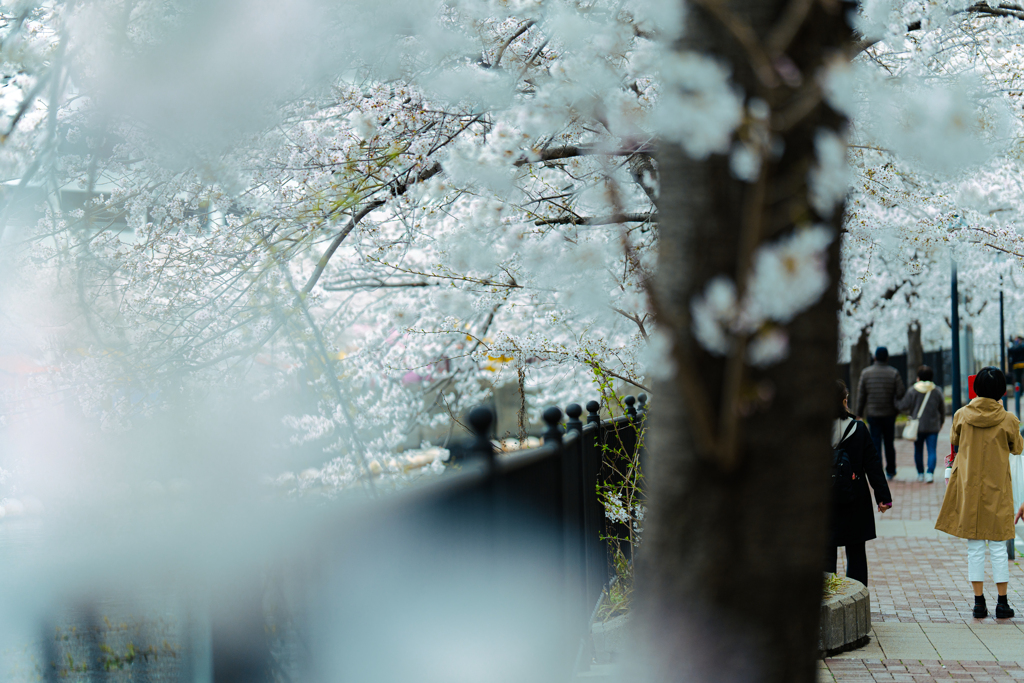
xmin=208 ymin=396 xmax=648 ymax=682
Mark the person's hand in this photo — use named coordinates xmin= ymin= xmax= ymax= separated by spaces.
xmin=878 ymin=503 xmax=892 ymax=514
xmin=1015 ymin=503 xmax=1024 ymax=525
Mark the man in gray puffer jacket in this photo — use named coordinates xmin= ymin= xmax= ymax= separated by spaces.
xmin=856 ymin=347 xmax=905 ymax=479
xmin=897 ymin=365 xmax=945 ymax=483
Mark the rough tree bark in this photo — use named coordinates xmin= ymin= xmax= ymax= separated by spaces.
xmin=639 ymin=2 xmax=853 ymax=682
xmin=850 ymin=328 xmax=872 ymax=413
xmin=907 ymin=322 xmax=923 ymax=387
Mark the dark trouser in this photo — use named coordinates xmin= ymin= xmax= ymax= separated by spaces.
xmin=827 ymin=542 xmax=868 ymax=586
xmin=867 ymin=415 xmax=897 ymax=476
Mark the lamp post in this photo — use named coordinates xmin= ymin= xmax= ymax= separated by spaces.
xmin=996 ymin=260 xmax=1018 ymax=560
xmin=1001 ymin=288 xmax=1007 ymax=410
xmin=951 ymin=258 xmax=962 ymax=413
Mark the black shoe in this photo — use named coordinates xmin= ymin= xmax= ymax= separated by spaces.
xmin=973 ymin=601 xmax=988 ymax=618
xmin=996 ymin=603 xmax=1015 ymax=619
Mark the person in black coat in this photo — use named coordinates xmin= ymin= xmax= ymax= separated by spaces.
xmin=827 ymin=380 xmax=893 ymax=586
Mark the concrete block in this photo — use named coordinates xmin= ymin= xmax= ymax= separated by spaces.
xmin=841 ymin=595 xmax=857 ymax=645
xmin=818 ymin=602 xmax=828 ymax=652
xmin=820 ymin=577 xmax=871 ymax=656
xmin=591 ymin=612 xmax=633 ymax=664
xmin=821 ymin=596 xmax=846 ymax=651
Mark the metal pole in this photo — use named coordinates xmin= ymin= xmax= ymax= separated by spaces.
xmin=1001 ymin=288 xmax=1007 ymax=409
xmin=1003 ymin=276 xmax=1011 ymax=561
xmin=952 ymin=259 xmax=962 ymax=413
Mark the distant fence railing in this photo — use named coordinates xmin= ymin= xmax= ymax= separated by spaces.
xmin=210 ymin=395 xmax=648 ymax=682
xmin=839 ymin=350 xmax=948 ymax=389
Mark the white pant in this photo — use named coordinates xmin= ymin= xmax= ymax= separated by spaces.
xmin=967 ymin=539 xmax=1011 ymax=583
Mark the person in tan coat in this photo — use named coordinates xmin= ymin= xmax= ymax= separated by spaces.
xmin=935 ymin=367 xmax=1024 ymax=619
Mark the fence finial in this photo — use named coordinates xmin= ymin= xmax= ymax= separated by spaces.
xmin=542 ymin=406 xmax=563 ymax=444
xmin=565 ymin=403 xmax=583 ymax=434
xmin=586 ymin=400 xmax=600 ymax=424
xmin=625 ymin=395 xmax=637 ymax=418
xmin=467 ymin=406 xmax=495 ymax=465
xmin=637 ymin=393 xmax=648 ymax=417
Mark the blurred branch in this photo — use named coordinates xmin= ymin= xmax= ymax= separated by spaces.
xmin=688 ymin=0 xmax=779 ymax=89
xmin=513 ymin=142 xmax=656 ymax=167
xmin=766 ymin=0 xmax=816 ymax=56
xmin=534 ymin=212 xmax=657 ymax=226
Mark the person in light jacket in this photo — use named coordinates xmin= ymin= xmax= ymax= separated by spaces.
xmin=935 ymin=366 xmax=1024 ymax=619
xmin=829 ymin=380 xmax=893 ymax=587
xmin=897 ymin=365 xmax=946 ymax=483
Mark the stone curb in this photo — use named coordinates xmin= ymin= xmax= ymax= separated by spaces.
xmin=591 ymin=611 xmax=632 ymax=664
xmin=820 ymin=577 xmax=870 ymax=657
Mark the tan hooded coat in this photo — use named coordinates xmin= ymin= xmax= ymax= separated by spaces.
xmin=935 ymin=398 xmax=1024 ymax=541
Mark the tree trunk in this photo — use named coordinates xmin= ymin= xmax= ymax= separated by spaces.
xmin=639 ymin=2 xmax=852 ymax=682
xmin=907 ymin=322 xmax=923 ymax=387
xmin=850 ymin=328 xmax=872 ymax=414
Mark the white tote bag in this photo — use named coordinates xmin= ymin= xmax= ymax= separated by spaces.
xmin=901 ymin=390 xmax=931 ymax=442
xmin=1011 ymin=450 xmax=1024 ymax=512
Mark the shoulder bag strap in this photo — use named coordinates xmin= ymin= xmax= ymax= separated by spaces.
xmin=839 ymin=419 xmax=856 ymax=444
xmin=915 ymin=390 xmax=931 ymax=419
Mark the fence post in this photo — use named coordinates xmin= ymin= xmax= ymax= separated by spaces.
xmin=624 ymin=395 xmax=637 ymax=418
xmin=211 ymin=585 xmax=273 ymax=683
xmin=566 ymin=403 xmax=584 ymax=435
xmin=637 ymin=393 xmax=648 ymax=419
xmin=543 ymin=406 xmax=563 ymax=444
xmin=467 ymin=405 xmax=496 ymax=473
xmin=558 ymin=404 xmax=589 ymax=637
xmin=464 ymin=406 xmax=500 ymax=571
xmin=582 ymin=400 xmax=608 ymax=604
xmin=566 ymin=403 xmax=589 ymax=614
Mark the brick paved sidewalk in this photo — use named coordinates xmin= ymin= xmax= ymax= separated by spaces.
xmin=823 ymin=423 xmax=1024 ymax=682
xmin=820 ymin=659 xmax=1024 ymax=681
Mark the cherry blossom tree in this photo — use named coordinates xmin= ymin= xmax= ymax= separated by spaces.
xmin=0 ymin=0 xmax=669 ymax=487
xmin=835 ymin=7 xmax=1024 ymax=399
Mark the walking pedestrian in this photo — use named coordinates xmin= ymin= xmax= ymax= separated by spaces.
xmin=935 ymin=366 xmax=1024 ymax=619
xmin=1009 ymin=335 xmax=1024 ymax=413
xmin=856 ymin=346 xmax=905 ymax=480
xmin=897 ymin=365 xmax=946 ymax=483
xmin=828 ymin=380 xmax=893 ymax=587
xmin=1008 ymin=335 xmax=1024 ymax=388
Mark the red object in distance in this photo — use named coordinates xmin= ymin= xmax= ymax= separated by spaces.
xmin=968 ymin=374 xmax=976 ymax=400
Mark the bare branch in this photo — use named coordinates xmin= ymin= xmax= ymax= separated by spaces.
xmin=303 ymin=161 xmax=444 ymax=294
xmin=513 ymin=142 xmax=656 ymax=167
xmin=492 ymin=19 xmax=536 ymax=69
xmin=534 ymin=212 xmax=657 ymax=226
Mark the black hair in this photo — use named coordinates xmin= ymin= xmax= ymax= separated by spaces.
xmin=875 ymin=346 xmax=889 ymax=362
xmin=917 ymin=365 xmax=933 ymax=382
xmin=837 ymin=380 xmax=852 ymax=418
xmin=974 ymin=366 xmax=1007 ymax=400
